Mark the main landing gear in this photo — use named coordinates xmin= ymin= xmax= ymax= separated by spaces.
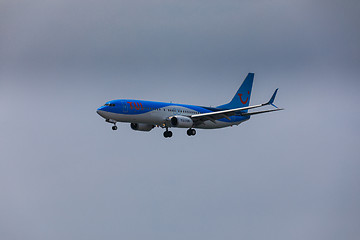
xmin=112 ymin=125 xmax=118 ymax=130
xmin=163 ymin=129 xmax=173 ymax=138
xmin=187 ymin=128 xmax=196 ymax=136
xmin=164 ymin=128 xmax=196 ymax=138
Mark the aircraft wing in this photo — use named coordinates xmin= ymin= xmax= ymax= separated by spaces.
xmin=190 ymin=89 xmax=282 ymax=123
xmin=241 ymin=108 xmax=284 ymax=116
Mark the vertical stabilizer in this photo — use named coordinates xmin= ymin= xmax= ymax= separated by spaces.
xmin=217 ymin=73 xmax=254 ymax=111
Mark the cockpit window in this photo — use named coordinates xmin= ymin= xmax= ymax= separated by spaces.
xmin=104 ymin=103 xmax=115 ymax=107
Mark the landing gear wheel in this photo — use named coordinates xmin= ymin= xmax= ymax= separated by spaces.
xmin=163 ymin=131 xmax=173 ymax=138
xmin=112 ymin=125 xmax=118 ymax=131
xmin=187 ymin=128 xmax=196 ymax=136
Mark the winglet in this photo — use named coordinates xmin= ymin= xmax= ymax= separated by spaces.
xmin=267 ymin=88 xmax=279 ymax=108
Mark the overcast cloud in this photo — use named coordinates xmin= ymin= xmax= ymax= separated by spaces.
xmin=1 ymin=1 xmax=360 ymax=240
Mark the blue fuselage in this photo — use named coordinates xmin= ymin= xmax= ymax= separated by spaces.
xmin=97 ymin=99 xmax=249 ymax=129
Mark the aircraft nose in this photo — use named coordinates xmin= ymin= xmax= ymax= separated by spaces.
xmin=97 ymin=107 xmax=106 ymax=118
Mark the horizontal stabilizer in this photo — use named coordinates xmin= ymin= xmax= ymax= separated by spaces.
xmin=191 ymin=87 xmax=282 ymax=123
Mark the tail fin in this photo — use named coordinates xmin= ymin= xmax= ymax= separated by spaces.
xmin=217 ymin=73 xmax=254 ymax=111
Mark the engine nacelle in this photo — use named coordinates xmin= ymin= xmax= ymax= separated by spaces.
xmin=130 ymin=123 xmax=154 ymax=132
xmin=170 ymin=116 xmax=193 ymax=128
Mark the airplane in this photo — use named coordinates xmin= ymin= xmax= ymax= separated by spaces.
xmin=96 ymin=73 xmax=283 ymax=138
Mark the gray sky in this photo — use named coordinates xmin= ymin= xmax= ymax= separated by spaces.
xmin=1 ymin=1 xmax=360 ymax=240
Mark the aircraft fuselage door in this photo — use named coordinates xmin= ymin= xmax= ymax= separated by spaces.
xmin=121 ymin=101 xmax=128 ymax=113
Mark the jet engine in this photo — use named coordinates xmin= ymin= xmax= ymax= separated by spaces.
xmin=170 ymin=116 xmax=193 ymax=128
xmin=130 ymin=123 xmax=154 ymax=132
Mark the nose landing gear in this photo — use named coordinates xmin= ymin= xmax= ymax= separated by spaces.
xmin=106 ymin=119 xmax=118 ymax=131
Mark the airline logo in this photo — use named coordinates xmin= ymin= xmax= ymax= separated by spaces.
xmin=127 ymin=101 xmax=143 ymax=110
xmin=238 ymin=91 xmax=250 ymax=104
